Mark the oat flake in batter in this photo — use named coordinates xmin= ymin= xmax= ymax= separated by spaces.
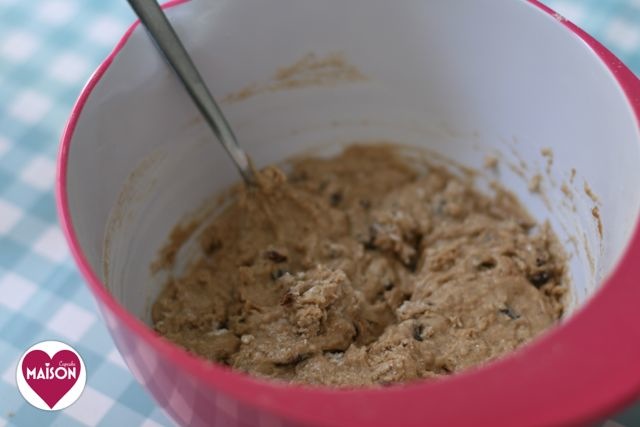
xmin=152 ymin=144 xmax=566 ymax=386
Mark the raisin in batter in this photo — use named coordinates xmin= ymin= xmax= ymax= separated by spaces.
xmin=152 ymin=145 xmax=566 ymax=386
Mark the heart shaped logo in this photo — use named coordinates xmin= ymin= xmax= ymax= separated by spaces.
xmin=22 ymin=349 xmax=81 ymax=409
xmin=16 ymin=341 xmax=86 ymax=411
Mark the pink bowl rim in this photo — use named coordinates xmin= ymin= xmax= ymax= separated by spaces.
xmin=56 ymin=1 xmax=640 ymax=426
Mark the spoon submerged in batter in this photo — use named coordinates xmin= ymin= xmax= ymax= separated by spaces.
xmin=127 ymin=0 xmax=257 ymax=186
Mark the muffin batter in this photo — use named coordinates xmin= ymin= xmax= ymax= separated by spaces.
xmin=152 ymin=145 xmax=566 ymax=386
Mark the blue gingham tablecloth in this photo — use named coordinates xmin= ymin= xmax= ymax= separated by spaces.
xmin=1 ymin=0 xmax=640 ymax=426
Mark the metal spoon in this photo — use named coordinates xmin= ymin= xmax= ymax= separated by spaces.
xmin=127 ymin=0 xmax=257 ymax=185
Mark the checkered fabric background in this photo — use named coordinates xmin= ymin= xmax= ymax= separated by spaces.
xmin=0 ymin=0 xmax=639 ymax=426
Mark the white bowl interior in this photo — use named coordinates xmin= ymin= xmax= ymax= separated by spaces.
xmin=66 ymin=0 xmax=640 ymax=325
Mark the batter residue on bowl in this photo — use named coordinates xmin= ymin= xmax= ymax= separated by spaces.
xmin=151 ymin=144 xmax=566 ymax=386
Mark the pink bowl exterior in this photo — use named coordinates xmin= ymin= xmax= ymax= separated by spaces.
xmin=57 ymin=1 xmax=640 ymax=426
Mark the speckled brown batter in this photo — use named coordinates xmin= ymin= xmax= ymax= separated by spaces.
xmin=152 ymin=145 xmax=566 ymax=386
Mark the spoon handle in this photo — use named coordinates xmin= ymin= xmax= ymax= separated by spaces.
xmin=127 ymin=0 xmax=256 ymax=185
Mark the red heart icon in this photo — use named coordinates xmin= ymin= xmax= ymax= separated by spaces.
xmin=22 ymin=349 xmax=81 ymax=409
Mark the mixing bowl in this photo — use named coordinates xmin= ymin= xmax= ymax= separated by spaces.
xmin=57 ymin=0 xmax=640 ymax=425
